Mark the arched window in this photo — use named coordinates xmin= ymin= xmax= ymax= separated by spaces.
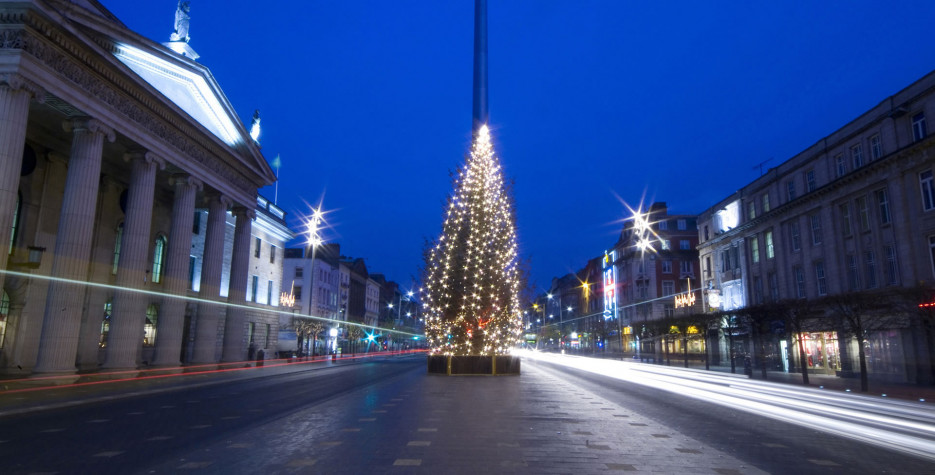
xmin=9 ymin=192 xmax=21 ymax=256
xmin=152 ymin=236 xmax=167 ymax=283
xmin=99 ymin=300 xmax=112 ymax=348
xmin=0 ymin=290 xmax=9 ymax=349
xmin=112 ymin=223 xmax=124 ymax=275
xmin=143 ymin=304 xmax=158 ymax=347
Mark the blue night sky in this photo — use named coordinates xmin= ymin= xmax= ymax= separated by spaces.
xmin=107 ymin=0 xmax=935 ymax=293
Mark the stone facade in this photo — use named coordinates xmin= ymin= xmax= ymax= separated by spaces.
xmin=0 ymin=1 xmax=276 ymax=374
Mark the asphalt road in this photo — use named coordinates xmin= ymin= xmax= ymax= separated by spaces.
xmin=0 ymin=354 xmax=931 ymax=474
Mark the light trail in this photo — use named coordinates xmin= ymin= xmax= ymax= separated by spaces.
xmin=0 ymin=268 xmax=421 ymax=337
xmin=520 ymin=350 xmax=935 ymax=462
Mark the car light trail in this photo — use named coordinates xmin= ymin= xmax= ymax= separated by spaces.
xmin=520 ymin=350 xmax=935 ymax=461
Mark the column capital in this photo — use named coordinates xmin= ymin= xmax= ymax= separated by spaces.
xmin=0 ymin=73 xmax=46 ymax=101
xmin=170 ymin=173 xmax=204 ymax=191
xmin=231 ymin=205 xmax=256 ymax=220
xmin=205 ymin=191 xmax=233 ymax=210
xmin=123 ymin=149 xmax=166 ymax=170
xmin=62 ymin=117 xmax=116 ymax=143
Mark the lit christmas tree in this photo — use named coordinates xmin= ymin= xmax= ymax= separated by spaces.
xmin=422 ymin=125 xmax=522 ymax=356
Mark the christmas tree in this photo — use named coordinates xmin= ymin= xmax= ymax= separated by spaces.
xmin=422 ymin=125 xmax=522 ymax=356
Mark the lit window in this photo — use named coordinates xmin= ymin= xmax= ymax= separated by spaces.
xmin=810 ymin=215 xmax=822 ymax=245
xmin=876 ymin=189 xmax=890 ymax=224
xmin=152 ymin=236 xmax=167 ymax=283
xmin=870 ymin=134 xmax=882 ymax=160
xmin=143 ymin=304 xmax=158 ymax=347
xmin=815 ymin=261 xmax=827 ymax=296
xmin=112 ymin=223 xmax=124 ymax=275
xmin=921 ymin=170 xmax=935 ymax=211
xmin=913 ymin=112 xmax=927 ymax=142
xmin=762 ymin=193 xmax=771 ymax=213
xmin=835 ymin=154 xmax=846 ymax=178
xmin=751 ymin=237 xmax=760 ymax=264
xmin=661 ymin=239 xmax=671 ymax=250
xmin=766 ymin=231 xmax=774 ymax=259
xmin=851 ymin=144 xmax=864 ymax=169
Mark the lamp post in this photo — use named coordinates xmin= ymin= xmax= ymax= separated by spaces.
xmin=304 ymin=204 xmax=325 ymax=356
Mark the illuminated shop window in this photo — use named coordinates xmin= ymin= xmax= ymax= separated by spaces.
xmin=0 ymin=290 xmax=9 ymax=349
xmin=152 ymin=236 xmax=167 ymax=283
xmin=99 ymin=301 xmax=112 ymax=348
xmin=143 ymin=304 xmax=158 ymax=347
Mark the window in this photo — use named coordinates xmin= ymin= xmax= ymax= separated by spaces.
xmin=794 ymin=266 xmax=806 ymax=299
xmin=840 ymin=203 xmax=852 ymax=236
xmin=870 ymin=134 xmax=882 ymax=160
xmin=731 ymin=246 xmax=739 ymax=271
xmin=768 ymin=272 xmax=779 ymax=301
xmin=857 ymin=196 xmax=870 ymax=231
xmin=251 ymin=275 xmax=259 ymax=302
xmin=810 ymin=215 xmax=822 ymax=245
xmin=913 ymin=112 xmax=927 ymax=141
xmin=790 ymin=221 xmax=801 ymax=252
xmin=658 ymin=220 xmax=668 ymax=230
xmin=662 ymin=281 xmax=675 ymax=296
xmin=786 ymin=180 xmax=796 ymax=201
xmin=876 ymin=189 xmax=890 ymax=224
xmin=248 ymin=322 xmax=256 ymax=344
xmin=189 ymin=256 xmax=197 ymax=290
xmin=661 ymin=239 xmax=671 ymax=250
xmin=143 ymin=304 xmax=158 ymax=347
xmin=192 ymin=212 xmax=201 ymax=234
xmin=664 ymin=303 xmax=674 ymax=318
xmin=254 ymin=237 xmax=262 ymax=258
xmin=751 ymin=237 xmax=760 ymax=264
xmin=267 ymin=280 xmax=273 ymax=305
xmin=705 ymin=256 xmax=712 ymax=277
xmin=835 ymin=154 xmax=846 ymax=178
xmin=0 ymin=290 xmax=9 ymax=349
xmin=679 ymin=261 xmax=693 ymax=275
xmin=851 ymin=144 xmax=864 ymax=169
xmin=152 ymin=236 xmax=167 ymax=284
xmin=99 ymin=301 xmax=112 ymax=348
xmin=865 ymin=251 xmax=877 ymax=289
xmin=294 ymin=285 xmax=302 ymax=301
xmin=703 ymin=226 xmax=709 ymax=241
xmin=662 ymin=259 xmax=672 ymax=273
xmin=921 ymin=170 xmax=935 ymax=211
xmin=677 ymin=219 xmax=687 ymax=230
xmin=295 ymin=267 xmax=304 ymax=279
xmin=847 ymin=254 xmax=860 ymax=291
xmin=9 ymin=193 xmax=20 ymax=255
xmin=679 ymin=239 xmax=691 ymax=250
xmin=112 ymin=223 xmax=124 ymax=275
xmin=885 ymin=244 xmax=899 ymax=286
xmin=748 ymin=202 xmax=756 ymax=220
xmin=805 ymin=170 xmax=816 ymax=192
xmin=815 ymin=261 xmax=827 ymax=296
xmin=721 ymin=249 xmax=732 ymax=272
xmin=270 ymin=244 xmax=276 ymax=264
xmin=766 ymin=231 xmax=774 ymax=259
xmin=762 ymin=193 xmax=771 ymax=213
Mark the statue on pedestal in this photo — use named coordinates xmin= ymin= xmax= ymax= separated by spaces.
xmin=170 ymin=1 xmax=191 ymax=43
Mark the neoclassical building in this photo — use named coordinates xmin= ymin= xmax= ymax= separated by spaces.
xmin=0 ymin=0 xmax=277 ymax=375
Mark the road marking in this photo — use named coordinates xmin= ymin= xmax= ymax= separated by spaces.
xmin=227 ymin=443 xmax=252 ymax=449
xmin=190 ymin=424 xmax=212 ymax=429
xmin=147 ymin=436 xmax=173 ymax=441
xmin=87 ymin=419 xmax=110 ymax=423
xmin=417 ymin=428 xmax=437 ymax=432
xmin=287 ymin=459 xmax=317 ymax=467
xmin=41 ymin=428 xmax=65 ymax=433
xmin=358 ymin=418 xmax=376 ymax=422
xmin=393 ymin=459 xmax=421 ymax=466
xmin=93 ymin=451 xmax=123 ymax=458
xmin=808 ymin=459 xmax=841 ymax=467
xmin=126 ymin=412 xmax=145 ymax=415
xmin=408 ymin=441 xmax=431 ymax=447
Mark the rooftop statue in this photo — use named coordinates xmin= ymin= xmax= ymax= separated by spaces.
xmin=169 ymin=1 xmax=191 ymax=43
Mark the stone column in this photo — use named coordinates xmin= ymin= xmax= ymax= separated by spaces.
xmin=152 ymin=174 xmax=202 ymax=366
xmin=103 ymin=151 xmax=165 ymax=370
xmin=0 ymin=74 xmax=43 ymax=296
xmin=190 ymin=192 xmax=231 ymax=364
xmin=221 ymin=206 xmax=255 ymax=362
xmin=33 ymin=118 xmax=115 ymax=374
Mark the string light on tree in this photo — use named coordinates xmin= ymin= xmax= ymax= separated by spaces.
xmin=422 ymin=124 xmax=522 ymax=356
